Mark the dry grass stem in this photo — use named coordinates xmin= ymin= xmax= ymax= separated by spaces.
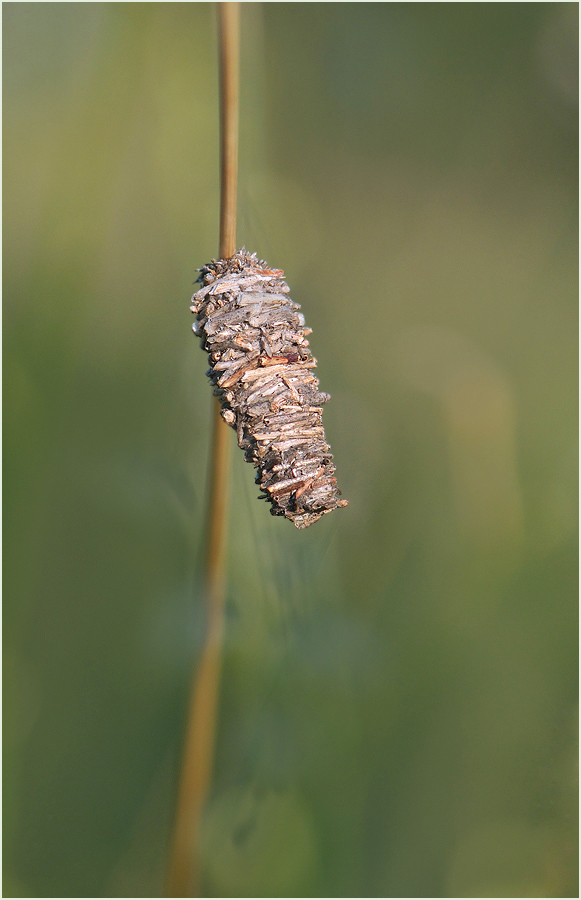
xmin=164 ymin=4 xmax=239 ymax=896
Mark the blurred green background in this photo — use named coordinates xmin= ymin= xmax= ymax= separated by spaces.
xmin=3 ymin=3 xmax=578 ymax=897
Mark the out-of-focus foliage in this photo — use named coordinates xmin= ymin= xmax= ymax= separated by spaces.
xmin=3 ymin=4 xmax=578 ymax=897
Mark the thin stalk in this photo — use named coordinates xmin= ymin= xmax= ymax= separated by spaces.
xmin=218 ymin=1 xmax=239 ymax=260
xmin=165 ymin=4 xmax=239 ymax=897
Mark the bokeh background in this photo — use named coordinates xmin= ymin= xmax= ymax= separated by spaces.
xmin=3 ymin=3 xmax=578 ymax=897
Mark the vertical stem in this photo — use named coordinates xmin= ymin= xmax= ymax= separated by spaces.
xmin=219 ymin=2 xmax=239 ymax=260
xmin=165 ymin=4 xmax=239 ymax=897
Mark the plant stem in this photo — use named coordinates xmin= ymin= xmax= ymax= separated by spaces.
xmin=165 ymin=4 xmax=239 ymax=896
xmin=219 ymin=2 xmax=239 ymax=260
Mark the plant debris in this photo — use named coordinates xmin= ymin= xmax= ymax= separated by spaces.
xmin=191 ymin=249 xmax=348 ymax=528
